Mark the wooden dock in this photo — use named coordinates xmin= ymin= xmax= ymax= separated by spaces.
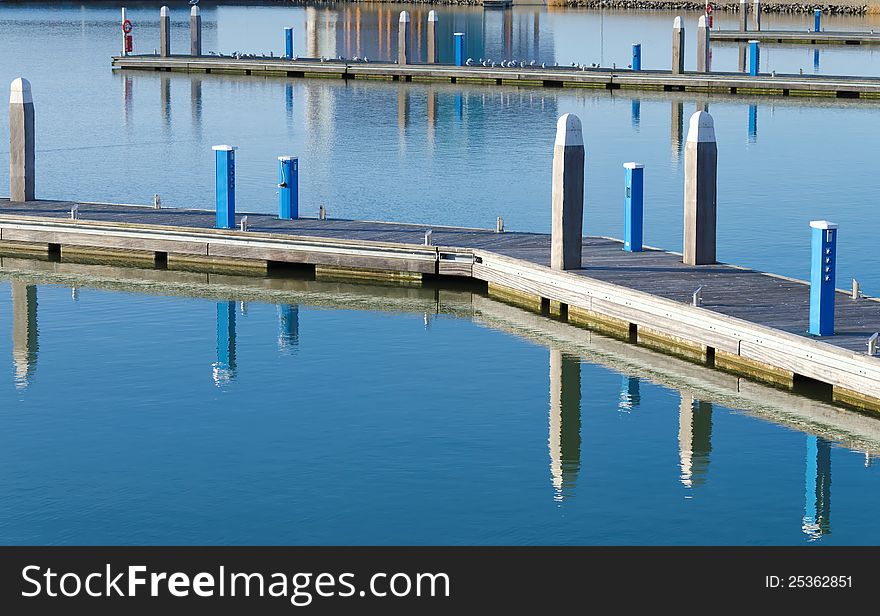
xmin=711 ymin=29 xmax=880 ymax=46
xmin=112 ymin=55 xmax=880 ymax=99
xmin=1 ymin=198 xmax=878 ymax=413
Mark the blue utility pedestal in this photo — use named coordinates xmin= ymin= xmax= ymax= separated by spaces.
xmin=814 ymin=9 xmax=821 ymax=32
xmin=631 ymin=43 xmax=641 ymax=71
xmin=748 ymin=40 xmax=760 ymax=76
xmin=285 ymin=27 xmax=294 ymax=59
xmin=454 ymin=33 xmax=465 ymax=67
xmin=213 ymin=145 xmax=236 ymax=230
xmin=623 ymin=162 xmax=644 ymax=252
xmin=278 ymin=156 xmax=299 ymax=220
xmin=809 ymin=220 xmax=837 ymax=336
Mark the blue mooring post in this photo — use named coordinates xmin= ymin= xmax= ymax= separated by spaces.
xmin=748 ymin=40 xmax=759 ymax=76
xmin=278 ymin=156 xmax=299 ymax=220
xmin=454 ymin=32 xmax=465 ymax=67
xmin=814 ymin=9 xmax=821 ymax=32
xmin=631 ymin=43 xmax=641 ymax=71
xmin=213 ymin=145 xmax=236 ymax=230
xmin=623 ymin=162 xmax=644 ymax=252
xmin=809 ymin=220 xmax=838 ymax=336
xmin=285 ymin=27 xmax=294 ymax=59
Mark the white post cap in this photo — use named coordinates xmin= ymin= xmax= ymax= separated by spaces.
xmin=191 ymin=5 xmax=199 ymax=16
xmin=278 ymin=155 xmax=296 ymax=161
xmin=810 ymin=220 xmax=838 ymax=230
xmin=554 ymin=113 xmax=583 ymax=147
xmin=399 ymin=10 xmax=410 ymax=23
xmin=212 ymin=145 xmax=236 ymax=151
xmin=10 ymin=77 xmax=33 ymax=104
xmin=748 ymin=39 xmax=760 ymax=44
xmin=673 ymin=16 xmax=683 ymax=28
xmin=454 ymin=32 xmax=464 ymax=36
xmin=623 ymin=162 xmax=644 ymax=169
xmin=161 ymin=5 xmax=169 ymax=17
xmin=428 ymin=10 xmax=438 ymax=21
xmin=686 ymin=111 xmax=716 ymax=143
xmin=698 ymin=14 xmax=707 ymax=27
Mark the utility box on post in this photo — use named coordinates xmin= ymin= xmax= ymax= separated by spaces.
xmin=278 ymin=156 xmax=299 ymax=220
xmin=213 ymin=145 xmax=236 ymax=230
xmin=809 ymin=220 xmax=837 ymax=337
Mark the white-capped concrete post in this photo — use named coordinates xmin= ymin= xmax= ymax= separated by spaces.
xmin=160 ymin=6 xmax=170 ymax=57
xmin=752 ymin=0 xmax=761 ymax=31
xmin=9 ymin=78 xmax=35 ymax=203
xmin=739 ymin=0 xmax=748 ymax=32
xmin=190 ymin=5 xmax=201 ymax=56
xmin=398 ymin=11 xmax=410 ymax=65
xmin=427 ymin=10 xmax=438 ymax=64
xmin=672 ymin=17 xmax=685 ymax=74
xmin=683 ymin=111 xmax=717 ymax=266
xmin=551 ymin=114 xmax=585 ymax=271
xmin=697 ymin=15 xmax=710 ymax=73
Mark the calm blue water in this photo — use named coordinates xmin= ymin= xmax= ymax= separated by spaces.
xmin=1 ymin=268 xmax=880 ymax=545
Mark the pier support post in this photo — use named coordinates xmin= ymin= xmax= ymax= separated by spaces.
xmin=809 ymin=220 xmax=837 ymax=337
xmin=739 ymin=0 xmax=748 ymax=32
xmin=551 ymin=114 xmax=585 ymax=271
xmin=752 ymin=0 xmax=761 ymax=31
xmin=190 ymin=6 xmax=201 ymax=56
xmin=631 ymin=43 xmax=641 ymax=71
xmin=748 ymin=40 xmax=760 ymax=76
xmin=9 ymin=78 xmax=35 ymax=203
xmin=672 ymin=17 xmax=685 ymax=74
xmin=213 ymin=145 xmax=236 ymax=229
xmin=159 ymin=6 xmax=170 ymax=57
xmin=454 ymin=32 xmax=465 ymax=67
xmin=398 ymin=11 xmax=410 ymax=65
xmin=696 ymin=15 xmax=710 ymax=73
xmin=623 ymin=163 xmax=644 ymax=253
xmin=814 ymin=9 xmax=821 ymax=33
xmin=285 ymin=27 xmax=293 ymax=59
xmin=278 ymin=156 xmax=299 ymax=220
xmin=683 ymin=111 xmax=717 ymax=266
xmin=427 ymin=11 xmax=438 ymax=64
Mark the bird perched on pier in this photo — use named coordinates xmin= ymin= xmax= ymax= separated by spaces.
xmin=481 ymin=60 xmax=488 ymax=67
xmin=189 ymin=0 xmax=199 ymax=5
xmin=465 ymin=58 xmax=473 ymax=66
xmin=529 ymin=60 xmax=536 ymax=66
xmin=541 ymin=62 xmax=546 ymax=69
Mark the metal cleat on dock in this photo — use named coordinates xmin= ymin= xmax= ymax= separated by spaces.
xmin=692 ymin=286 xmax=703 ymax=307
xmin=869 ymin=333 xmax=879 ymax=356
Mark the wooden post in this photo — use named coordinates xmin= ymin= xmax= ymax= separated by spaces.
xmin=9 ymin=78 xmax=35 ymax=203
xmin=190 ymin=5 xmax=201 ymax=56
xmin=696 ymin=15 xmax=710 ymax=73
xmin=752 ymin=0 xmax=761 ymax=31
xmin=739 ymin=0 xmax=748 ymax=32
xmin=683 ymin=111 xmax=717 ymax=266
xmin=160 ymin=6 xmax=170 ymax=57
xmin=398 ymin=11 xmax=410 ymax=65
xmin=672 ymin=16 xmax=685 ymax=74
xmin=427 ymin=10 xmax=438 ymax=64
xmin=551 ymin=114 xmax=584 ymax=271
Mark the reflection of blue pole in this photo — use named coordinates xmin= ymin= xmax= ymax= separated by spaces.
xmin=454 ymin=32 xmax=465 ymax=67
xmin=813 ymin=48 xmax=820 ymax=71
xmin=213 ymin=145 xmax=236 ymax=230
xmin=809 ymin=220 xmax=837 ymax=336
xmin=285 ymin=27 xmax=294 ymax=59
xmin=278 ymin=156 xmax=299 ymax=220
xmin=623 ymin=162 xmax=644 ymax=252
xmin=215 ymin=301 xmax=236 ymax=383
xmin=618 ymin=375 xmax=641 ymax=410
xmin=285 ymin=83 xmax=294 ymax=116
xmin=814 ymin=9 xmax=821 ymax=32
xmin=631 ymin=43 xmax=641 ymax=71
xmin=455 ymin=92 xmax=463 ymax=121
xmin=279 ymin=304 xmax=300 ymax=349
xmin=748 ymin=40 xmax=759 ymax=76
xmin=803 ymin=435 xmax=832 ymax=539
xmin=748 ymin=104 xmax=757 ymax=142
xmin=631 ymin=99 xmax=640 ymax=128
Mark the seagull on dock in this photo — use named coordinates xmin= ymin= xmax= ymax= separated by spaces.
xmin=466 ymin=58 xmax=473 ymax=66
xmin=189 ymin=0 xmax=199 ymax=5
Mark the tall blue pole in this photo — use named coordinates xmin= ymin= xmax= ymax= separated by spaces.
xmin=623 ymin=163 xmax=644 ymax=252
xmin=748 ymin=40 xmax=759 ymax=76
xmin=631 ymin=43 xmax=641 ymax=71
xmin=454 ymin=32 xmax=465 ymax=67
xmin=278 ymin=156 xmax=299 ymax=220
xmin=285 ymin=27 xmax=294 ymax=59
xmin=814 ymin=9 xmax=821 ymax=32
xmin=213 ymin=145 xmax=236 ymax=230
xmin=809 ymin=220 xmax=837 ymax=336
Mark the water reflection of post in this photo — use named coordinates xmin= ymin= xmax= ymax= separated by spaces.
xmin=307 ymin=7 xmax=319 ymax=57
xmin=160 ymin=73 xmax=171 ymax=127
xmin=190 ymin=77 xmax=202 ymax=126
xmin=123 ymin=74 xmax=133 ymax=129
xmin=426 ymin=87 xmax=437 ymax=148
xmin=678 ymin=391 xmax=712 ymax=488
xmin=455 ymin=92 xmax=463 ymax=122
xmin=397 ymin=86 xmax=410 ymax=133
xmin=738 ymin=43 xmax=747 ymax=73
xmin=748 ymin=104 xmax=757 ymax=143
xmin=618 ymin=376 xmax=641 ymax=411
xmin=813 ymin=48 xmax=820 ymax=73
xmin=631 ymin=99 xmax=641 ymax=130
xmin=278 ymin=304 xmax=300 ymax=352
xmin=285 ymin=83 xmax=294 ymax=126
xmin=533 ymin=12 xmax=540 ymax=58
xmin=549 ymin=350 xmax=582 ymax=501
xmin=671 ymin=100 xmax=683 ymax=163
xmin=802 ymin=436 xmax=832 ymax=540
xmin=213 ymin=301 xmax=236 ymax=385
xmin=12 ymin=282 xmax=38 ymax=389
xmin=503 ymin=9 xmax=513 ymax=58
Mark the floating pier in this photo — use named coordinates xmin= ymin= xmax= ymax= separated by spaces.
xmin=711 ymin=29 xmax=880 ymax=46
xmin=111 ymin=55 xmax=880 ymax=99
xmin=1 ymin=198 xmax=878 ymax=413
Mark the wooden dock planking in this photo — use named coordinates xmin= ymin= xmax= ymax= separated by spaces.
xmin=711 ymin=29 xmax=880 ymax=45
xmin=1 ymin=198 xmax=878 ymax=409
xmin=111 ymin=55 xmax=880 ymax=99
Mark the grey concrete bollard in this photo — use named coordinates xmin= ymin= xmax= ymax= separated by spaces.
xmin=752 ymin=0 xmax=762 ymax=31
xmin=427 ymin=10 xmax=438 ymax=64
xmin=160 ymin=6 xmax=170 ymax=57
xmin=740 ymin=0 xmax=749 ymax=32
xmin=672 ymin=16 xmax=685 ymax=74
xmin=683 ymin=111 xmax=717 ymax=266
xmin=398 ymin=11 xmax=410 ymax=65
xmin=551 ymin=114 xmax=585 ymax=271
xmin=9 ymin=78 xmax=35 ymax=203
xmin=696 ymin=15 xmax=710 ymax=73
xmin=190 ymin=5 xmax=201 ymax=56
